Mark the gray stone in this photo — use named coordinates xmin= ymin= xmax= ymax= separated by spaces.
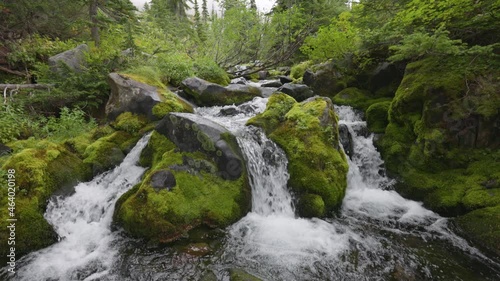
xmin=150 ymin=170 xmax=176 ymax=191
xmin=260 ymin=80 xmax=282 ymax=88
xmin=156 ymin=113 xmax=244 ymax=180
xmin=259 ymin=87 xmax=278 ymax=98
xmin=338 ymin=124 xmax=353 ymax=158
xmin=48 ymin=44 xmax=89 ymax=73
xmin=105 ymin=73 xmax=162 ymax=121
xmin=230 ymin=77 xmax=247 ymax=85
xmin=258 ymin=70 xmax=269 ymax=80
xmin=278 ymin=76 xmax=293 ymax=84
xmin=278 ymin=83 xmax=314 ymax=102
xmin=181 ymin=77 xmax=262 ymax=106
xmin=0 ymin=143 xmax=12 ymax=156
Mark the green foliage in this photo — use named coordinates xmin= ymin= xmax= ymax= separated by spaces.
xmin=290 ymin=61 xmax=312 ymax=79
xmin=113 ymin=112 xmax=148 ymax=134
xmin=42 ymin=107 xmax=97 ymax=141
xmin=156 ymin=53 xmax=195 ymax=86
xmin=388 ymin=28 xmax=464 ymax=62
xmin=301 ymin=12 xmax=361 ymax=62
xmin=193 ymin=57 xmax=230 ymax=85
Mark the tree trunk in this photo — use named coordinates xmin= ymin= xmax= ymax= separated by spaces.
xmin=89 ymin=0 xmax=100 ymax=47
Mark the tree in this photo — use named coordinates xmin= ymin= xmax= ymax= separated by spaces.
xmin=202 ymin=0 xmax=209 ymax=22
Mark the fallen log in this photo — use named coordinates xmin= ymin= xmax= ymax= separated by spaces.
xmin=1 ymin=84 xmax=53 ymax=104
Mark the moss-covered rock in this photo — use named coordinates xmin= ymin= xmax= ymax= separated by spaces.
xmin=113 ymin=112 xmax=149 ymax=134
xmin=0 ymin=141 xmax=91 ymax=264
xmin=83 ymin=131 xmax=140 ymax=175
xmin=455 ymin=205 xmax=500 ymax=257
xmin=366 ymin=101 xmax=391 ymax=133
xmin=248 ymin=94 xmax=348 ymax=216
xmin=333 ymin=87 xmax=392 ymax=112
xmin=114 ymin=126 xmax=251 ymax=243
xmin=378 ymin=56 xmax=500 ymax=253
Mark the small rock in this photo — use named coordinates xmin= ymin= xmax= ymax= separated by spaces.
xmin=0 ymin=143 xmax=13 ymax=156
xmin=258 ymin=70 xmax=269 ymax=80
xmin=150 ymin=170 xmax=177 ymax=191
xmin=278 ymin=83 xmax=314 ymax=102
xmin=231 ymin=77 xmax=247 ymax=85
xmin=260 ymin=80 xmax=282 ymax=88
xmin=278 ymin=76 xmax=293 ymax=84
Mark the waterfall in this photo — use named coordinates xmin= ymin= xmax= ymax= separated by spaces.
xmin=5 ymin=133 xmax=152 ymax=281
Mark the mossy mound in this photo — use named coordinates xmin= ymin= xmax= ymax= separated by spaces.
xmin=114 ymin=131 xmax=250 ymax=243
xmin=0 ymin=141 xmax=91 ymax=263
xmin=152 ymin=90 xmax=194 ymax=119
xmin=248 ymin=93 xmax=348 ymax=217
xmin=378 ymin=56 xmax=500 ymax=253
xmin=332 ymin=87 xmax=392 ymax=111
xmin=455 ymin=205 xmax=500 ymax=257
xmin=366 ymin=101 xmax=391 ymax=133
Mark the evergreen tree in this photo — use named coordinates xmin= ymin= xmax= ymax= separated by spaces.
xmin=250 ymin=0 xmax=257 ymax=10
xmin=202 ymin=0 xmax=209 ymax=22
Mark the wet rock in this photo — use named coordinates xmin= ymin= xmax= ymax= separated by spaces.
xmin=303 ymin=69 xmax=315 ymax=86
xmin=48 ymin=44 xmax=89 ymax=73
xmin=218 ymin=107 xmax=239 ymax=116
xmin=156 ymin=113 xmax=244 ymax=180
xmin=260 ymin=80 xmax=282 ymax=88
xmin=150 ymin=170 xmax=176 ymax=191
xmin=278 ymin=83 xmax=314 ymax=102
xmin=303 ymin=63 xmax=344 ymax=97
xmin=339 ymin=124 xmax=353 ymax=158
xmin=105 ymin=73 xmax=162 ymax=121
xmin=181 ymin=243 xmax=211 ymax=256
xmin=181 ymin=77 xmax=261 ymax=106
xmin=278 ymin=75 xmax=293 ymax=84
xmin=230 ymin=77 xmax=247 ymax=85
xmin=259 ymin=87 xmax=278 ymax=98
xmin=229 ymin=269 xmax=262 ymax=281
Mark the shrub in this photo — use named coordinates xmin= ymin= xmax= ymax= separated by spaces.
xmin=290 ymin=61 xmax=313 ymax=79
xmin=193 ymin=57 xmax=230 ymax=85
xmin=156 ymin=52 xmax=194 ymax=86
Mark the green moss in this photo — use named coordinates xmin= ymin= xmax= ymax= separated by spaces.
xmin=366 ymin=101 xmax=391 ymax=133
xmin=332 ymin=87 xmax=392 ymax=111
xmin=297 ymin=194 xmax=326 ymax=218
xmin=194 ymin=57 xmax=230 ymax=85
xmin=247 ymin=93 xmax=296 ymax=132
xmin=121 ymin=69 xmax=166 ymax=89
xmin=455 ymin=205 xmax=500 ymax=256
xmin=113 ymin=112 xmax=149 ymax=134
xmin=249 ymin=94 xmax=348 ymax=215
xmin=290 ymin=61 xmax=313 ymax=79
xmin=83 ymin=131 xmax=139 ymax=174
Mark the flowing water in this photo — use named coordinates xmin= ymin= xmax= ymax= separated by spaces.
xmin=2 ymin=97 xmax=500 ymax=280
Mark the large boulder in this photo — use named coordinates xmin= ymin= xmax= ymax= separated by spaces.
xmin=181 ymin=77 xmax=262 ymax=106
xmin=114 ymin=114 xmax=250 ymax=243
xmin=106 ymin=73 xmax=162 ymax=121
xmin=247 ymin=94 xmax=348 ymax=217
xmin=156 ymin=113 xmax=244 ymax=180
xmin=302 ymin=63 xmax=345 ymax=98
xmin=48 ymin=44 xmax=89 ymax=73
xmin=277 ymin=83 xmax=314 ymax=102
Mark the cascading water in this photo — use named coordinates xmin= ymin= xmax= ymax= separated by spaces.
xmin=1 ymin=133 xmax=151 ymax=281
xmin=4 ymin=97 xmax=499 ymax=280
